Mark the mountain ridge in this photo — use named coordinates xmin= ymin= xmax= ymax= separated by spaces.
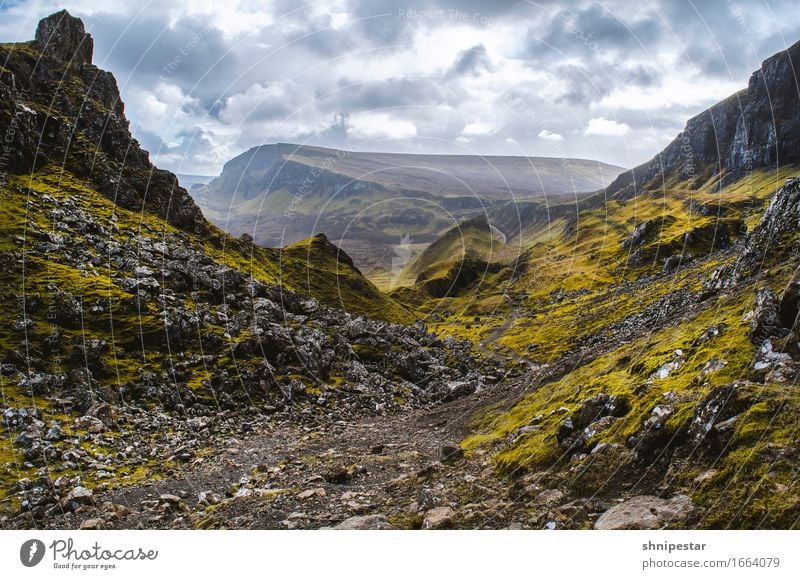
xmin=1 ymin=10 xmax=799 ymax=531
xmin=602 ymin=39 xmax=800 ymax=200
xmin=192 ymin=142 xmax=625 ymax=279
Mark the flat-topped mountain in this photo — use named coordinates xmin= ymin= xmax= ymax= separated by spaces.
xmin=201 ymin=143 xmax=623 ymax=203
xmin=192 ymin=143 xmax=623 ymax=281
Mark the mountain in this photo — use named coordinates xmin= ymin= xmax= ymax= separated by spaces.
xmin=0 ymin=11 xmax=496 ymax=528
xmin=176 ymin=173 xmax=214 ymax=190
xmin=193 ymin=143 xmax=624 ymax=282
xmin=604 ymin=39 xmax=800 ymax=199
xmin=1 ymin=10 xmax=798 ymax=531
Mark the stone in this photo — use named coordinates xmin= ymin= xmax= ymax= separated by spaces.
xmin=197 ymin=491 xmax=221 ymax=505
xmin=422 ymin=506 xmax=455 ymax=529
xmin=533 ymin=489 xmax=564 ymax=507
xmin=35 ymin=10 xmax=93 ymax=65
xmin=594 ymin=495 xmax=693 ymax=530
xmin=102 ymin=502 xmax=132 ymax=519
xmin=80 ymin=518 xmax=104 ymax=530
xmin=554 ymin=499 xmax=594 ymax=523
xmin=663 ymin=253 xmax=692 ymax=273
xmin=158 ymin=494 xmax=186 ymax=512
xmin=65 ymin=486 xmax=93 ymax=503
xmin=439 ymin=443 xmax=464 ymax=463
xmin=333 ymin=514 xmax=393 ymax=530
xmin=297 ymin=488 xmax=326 ymax=500
xmin=324 ymin=466 xmax=351 ymax=484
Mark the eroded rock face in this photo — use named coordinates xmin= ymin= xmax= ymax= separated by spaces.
xmin=749 ymin=287 xmax=785 ymax=345
xmin=605 ymin=41 xmax=800 ymax=199
xmin=0 ymin=12 xmax=205 ymax=232
xmin=35 ymin=10 xmax=93 ymax=65
xmin=594 ymin=495 xmax=693 ymax=530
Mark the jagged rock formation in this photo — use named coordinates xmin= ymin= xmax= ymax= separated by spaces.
xmin=34 ymin=9 xmax=93 ymax=65
xmin=0 ymin=10 xmax=203 ymax=231
xmin=605 ymin=40 xmax=800 ymax=198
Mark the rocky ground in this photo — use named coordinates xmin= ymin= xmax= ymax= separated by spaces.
xmin=0 ymin=365 xmax=678 ymax=531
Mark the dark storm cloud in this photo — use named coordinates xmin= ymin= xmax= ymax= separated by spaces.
xmin=554 ymin=62 xmax=663 ymax=107
xmin=335 ymin=77 xmax=446 ymax=110
xmin=449 ymin=44 xmax=494 ymax=76
xmin=86 ymin=13 xmax=234 ymax=89
xmin=525 ymin=3 xmax=662 ymax=60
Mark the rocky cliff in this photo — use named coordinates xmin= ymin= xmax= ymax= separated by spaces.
xmin=605 ymin=40 xmax=800 ymax=198
xmin=0 ymin=10 xmax=204 ymax=231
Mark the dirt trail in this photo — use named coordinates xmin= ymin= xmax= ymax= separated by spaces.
xmin=32 ymin=372 xmax=538 ymax=530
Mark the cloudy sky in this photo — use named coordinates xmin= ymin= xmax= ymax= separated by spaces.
xmin=1 ymin=0 xmax=799 ymax=175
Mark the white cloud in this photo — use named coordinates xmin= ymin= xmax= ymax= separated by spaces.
xmin=537 ymin=129 xmax=563 ymax=141
xmin=583 ymin=117 xmax=631 ymax=137
xmin=595 ymin=77 xmax=742 ymax=111
xmin=348 ymin=112 xmax=418 ymax=140
xmin=0 ymin=0 xmax=788 ymax=173
xmin=461 ymin=121 xmax=496 ymax=136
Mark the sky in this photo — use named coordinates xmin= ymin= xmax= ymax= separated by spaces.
xmin=1 ymin=0 xmax=799 ymax=175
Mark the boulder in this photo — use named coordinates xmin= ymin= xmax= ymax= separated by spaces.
xmin=333 ymin=514 xmax=393 ymax=530
xmin=594 ymin=495 xmax=693 ymax=530
xmin=422 ymin=506 xmax=455 ymax=529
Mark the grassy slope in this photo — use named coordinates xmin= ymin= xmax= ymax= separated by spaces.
xmin=280 ymin=235 xmax=416 ymax=324
xmin=411 ymin=166 xmax=800 ymax=528
xmin=0 ymin=166 xmax=415 ymax=497
xmin=424 ymin=167 xmax=799 ymax=357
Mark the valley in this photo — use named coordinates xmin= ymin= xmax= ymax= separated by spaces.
xmin=192 ymin=143 xmax=623 ymax=282
xmin=0 ymin=10 xmax=798 ymax=531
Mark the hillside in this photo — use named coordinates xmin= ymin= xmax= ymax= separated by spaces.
xmin=1 ymin=10 xmax=798 ymax=532
xmin=402 ymin=39 xmax=800 ymax=529
xmin=193 ymin=143 xmax=624 ymax=280
xmin=0 ymin=11 xmax=494 ymax=528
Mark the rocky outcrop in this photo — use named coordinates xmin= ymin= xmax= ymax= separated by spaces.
xmin=604 ymin=41 xmax=800 ymax=199
xmin=0 ymin=11 xmax=205 ymax=232
xmin=594 ymin=495 xmax=693 ymax=530
xmin=34 ymin=9 xmax=93 ymax=65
